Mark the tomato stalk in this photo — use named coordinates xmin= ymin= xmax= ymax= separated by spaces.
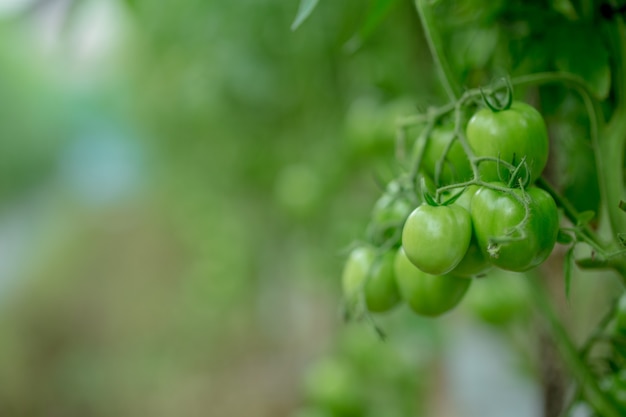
xmin=529 ymin=275 xmax=624 ymax=417
xmin=597 ymin=16 xmax=626 ymax=252
xmin=415 ymin=0 xmax=460 ymax=102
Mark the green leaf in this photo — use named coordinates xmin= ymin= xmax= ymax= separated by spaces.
xmin=619 ymin=200 xmax=626 ymax=212
xmin=442 ymin=187 xmax=466 ymax=206
xmin=552 ymin=24 xmax=611 ymax=100
xmin=550 ymin=0 xmax=579 ymax=20
xmin=423 ymin=189 xmax=437 ymax=206
xmin=564 ymin=246 xmax=574 ymax=299
xmin=291 ymin=0 xmax=320 ymax=31
xmin=618 ymin=233 xmax=626 ymax=247
xmin=420 ymin=177 xmax=438 ymax=206
xmin=576 ymin=210 xmax=595 ymax=227
xmin=344 ymin=0 xmax=400 ymax=53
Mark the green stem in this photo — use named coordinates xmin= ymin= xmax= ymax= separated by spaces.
xmin=580 ymin=297 xmax=620 ymax=358
xmin=415 ymin=0 xmax=461 ymax=101
xmin=594 ymin=17 xmax=626 ymax=274
xmin=537 ymin=178 xmax=606 ymax=248
xmin=529 ymin=276 xmax=623 ymax=417
xmin=512 ymin=72 xmax=603 ymax=103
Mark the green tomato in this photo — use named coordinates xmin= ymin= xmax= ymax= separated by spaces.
xmin=466 ymin=101 xmax=549 ymax=183
xmin=465 ymin=270 xmax=530 ymax=326
xmin=394 ymin=248 xmax=471 ymax=317
xmin=471 ymin=183 xmax=559 ymax=272
xmin=303 ymin=357 xmax=363 ymax=417
xmin=364 ymin=251 xmax=401 ymax=312
xmin=371 ymin=193 xmax=412 ymax=227
xmin=449 ymin=185 xmax=491 ymax=277
xmin=369 ymin=184 xmax=413 ymax=245
xmin=402 ymin=204 xmax=471 ymax=275
xmin=342 ymin=248 xmax=400 ymax=313
xmin=422 ymin=124 xmax=473 ymax=186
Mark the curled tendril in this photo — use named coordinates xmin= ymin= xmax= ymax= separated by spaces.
xmin=480 ymin=77 xmax=514 ymax=112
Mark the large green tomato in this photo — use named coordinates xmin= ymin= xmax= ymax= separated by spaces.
xmin=342 ymin=248 xmax=400 ymax=313
xmin=422 ymin=124 xmax=473 ymax=186
xmin=449 ymin=185 xmax=491 ymax=277
xmin=402 ymin=204 xmax=471 ymax=275
xmin=394 ymin=248 xmax=471 ymax=317
xmin=471 ymin=183 xmax=559 ymax=271
xmin=466 ymin=101 xmax=549 ymax=183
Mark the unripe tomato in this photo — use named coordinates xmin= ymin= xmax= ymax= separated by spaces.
xmin=364 ymin=251 xmax=401 ymax=312
xmin=341 ymin=248 xmax=400 ymax=313
xmin=402 ymin=204 xmax=471 ymax=275
xmin=394 ymin=248 xmax=471 ymax=317
xmin=371 ymin=195 xmax=412 ymax=227
xmin=465 ymin=270 xmax=530 ymax=326
xmin=422 ymin=124 xmax=473 ymax=186
xmin=369 ymin=184 xmax=413 ymax=245
xmin=449 ymin=185 xmax=491 ymax=277
xmin=466 ymin=101 xmax=549 ymax=183
xmin=471 ymin=183 xmax=559 ymax=271
xmin=303 ymin=357 xmax=363 ymax=417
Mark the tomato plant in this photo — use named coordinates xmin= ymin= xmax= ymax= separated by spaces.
xmin=341 ymin=247 xmax=400 ymax=314
xmin=466 ymin=101 xmax=549 ymax=183
xmin=394 ymin=247 xmax=470 ymax=317
xmin=421 ymin=123 xmax=472 ymax=186
xmin=471 ymin=183 xmax=559 ymax=272
xmin=295 ymin=0 xmax=626 ymax=414
xmin=401 ymin=203 xmax=471 ymax=275
xmin=465 ymin=270 xmax=530 ymax=326
xmin=449 ymin=185 xmax=491 ymax=277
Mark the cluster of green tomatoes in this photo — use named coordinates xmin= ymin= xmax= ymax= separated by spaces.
xmin=342 ymin=100 xmax=561 ymax=318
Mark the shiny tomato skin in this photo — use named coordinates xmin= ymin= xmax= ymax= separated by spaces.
xmin=402 ymin=204 xmax=472 ymax=275
xmin=471 ymin=183 xmax=559 ymax=271
xmin=394 ymin=248 xmax=470 ymax=317
xmin=466 ymin=101 xmax=549 ymax=183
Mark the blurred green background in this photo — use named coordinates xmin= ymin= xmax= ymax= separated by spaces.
xmin=0 ymin=1 xmax=616 ymax=417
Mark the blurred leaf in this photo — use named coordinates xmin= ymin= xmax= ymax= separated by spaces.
xmin=557 ymin=229 xmax=574 ymax=244
xmin=450 ymin=26 xmax=499 ymax=71
xmin=344 ymin=0 xmax=400 ymax=53
xmin=291 ymin=0 xmax=320 ymax=31
xmin=550 ymin=0 xmax=578 ymax=20
xmin=553 ymin=24 xmax=611 ymax=99
xmin=577 ymin=210 xmax=595 ymax=227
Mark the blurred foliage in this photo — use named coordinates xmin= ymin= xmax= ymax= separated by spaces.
xmin=0 ymin=0 xmax=435 ymax=416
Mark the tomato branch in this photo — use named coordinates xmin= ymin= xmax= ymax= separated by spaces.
xmin=415 ymin=0 xmax=461 ymax=101
xmin=528 ymin=276 xmax=624 ymax=417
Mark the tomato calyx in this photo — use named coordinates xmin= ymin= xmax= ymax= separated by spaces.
xmin=502 ymin=155 xmax=531 ymax=189
xmin=421 ymin=176 xmax=467 ymax=207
